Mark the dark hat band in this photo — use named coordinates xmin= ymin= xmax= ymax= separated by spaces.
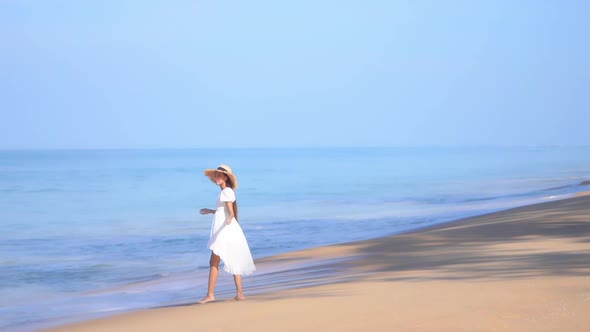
xmin=217 ymin=167 xmax=228 ymax=172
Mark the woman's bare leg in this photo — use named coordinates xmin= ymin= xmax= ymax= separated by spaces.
xmin=233 ymin=274 xmax=245 ymax=300
xmin=199 ymin=253 xmax=220 ymax=304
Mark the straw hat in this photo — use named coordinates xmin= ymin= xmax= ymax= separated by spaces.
xmin=204 ymin=164 xmax=238 ymax=189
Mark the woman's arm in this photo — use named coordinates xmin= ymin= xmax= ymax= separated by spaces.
xmin=224 ymin=202 xmax=235 ymax=224
xmin=199 ymin=208 xmax=215 ymax=215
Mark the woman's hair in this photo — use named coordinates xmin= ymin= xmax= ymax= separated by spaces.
xmin=225 ymin=175 xmax=239 ymax=222
xmin=225 ymin=175 xmax=235 ymax=190
xmin=233 ymin=201 xmax=239 ymax=222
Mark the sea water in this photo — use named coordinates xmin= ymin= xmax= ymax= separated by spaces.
xmin=1 ymin=147 xmax=590 ymax=331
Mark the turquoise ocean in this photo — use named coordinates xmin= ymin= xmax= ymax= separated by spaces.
xmin=1 ymin=147 xmax=590 ymax=331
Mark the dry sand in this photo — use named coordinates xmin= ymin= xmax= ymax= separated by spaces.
xmin=45 ymin=196 xmax=590 ymax=332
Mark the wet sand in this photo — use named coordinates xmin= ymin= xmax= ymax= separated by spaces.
xmin=44 ymin=196 xmax=590 ymax=332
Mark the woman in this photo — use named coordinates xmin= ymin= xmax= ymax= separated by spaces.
xmin=199 ymin=164 xmax=256 ymax=303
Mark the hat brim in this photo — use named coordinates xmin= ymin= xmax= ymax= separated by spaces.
xmin=204 ymin=169 xmax=238 ymax=189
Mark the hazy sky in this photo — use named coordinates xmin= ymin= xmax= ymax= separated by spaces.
xmin=1 ymin=0 xmax=589 ymax=149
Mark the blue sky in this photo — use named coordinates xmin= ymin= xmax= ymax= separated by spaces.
xmin=1 ymin=0 xmax=589 ymax=149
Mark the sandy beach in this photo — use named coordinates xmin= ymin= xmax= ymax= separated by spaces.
xmin=44 ymin=195 xmax=590 ymax=332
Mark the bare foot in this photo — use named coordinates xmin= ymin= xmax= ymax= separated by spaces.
xmin=199 ymin=295 xmax=215 ymax=304
xmin=234 ymin=295 xmax=246 ymax=301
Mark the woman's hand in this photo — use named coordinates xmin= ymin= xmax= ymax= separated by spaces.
xmin=200 ymin=208 xmax=214 ymax=215
xmin=226 ymin=218 xmax=232 ymax=225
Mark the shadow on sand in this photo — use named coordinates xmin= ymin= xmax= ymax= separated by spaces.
xmin=247 ymin=196 xmax=590 ymax=299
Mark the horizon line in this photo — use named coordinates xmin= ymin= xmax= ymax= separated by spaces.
xmin=1 ymin=144 xmax=589 ymax=152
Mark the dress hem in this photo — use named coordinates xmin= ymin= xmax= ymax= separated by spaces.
xmin=210 ymin=247 xmax=256 ymax=276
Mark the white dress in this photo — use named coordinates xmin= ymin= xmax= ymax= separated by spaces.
xmin=207 ymin=187 xmax=256 ymax=275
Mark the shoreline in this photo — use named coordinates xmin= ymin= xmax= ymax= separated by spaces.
xmin=42 ymin=194 xmax=590 ymax=332
xmin=4 ymin=145 xmax=590 ymax=332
